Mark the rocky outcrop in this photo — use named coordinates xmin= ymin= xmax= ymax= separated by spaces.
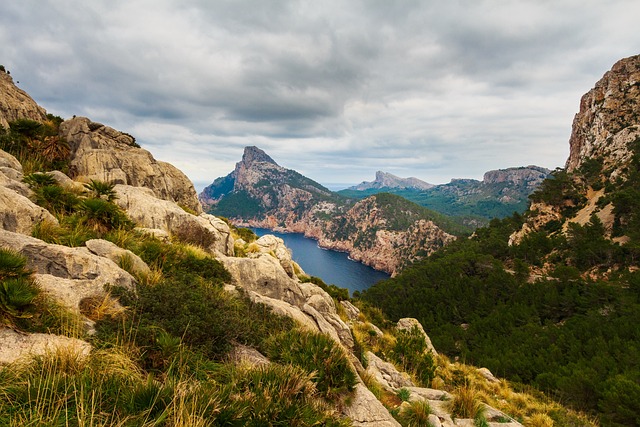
xmin=397 ymin=317 xmax=438 ymax=356
xmin=0 ymin=229 xmax=136 ymax=312
xmin=0 ymin=328 xmax=90 ymax=365
xmin=483 ymin=166 xmax=550 ymax=187
xmin=0 ymin=150 xmax=58 ymax=234
xmin=365 ymin=351 xmax=415 ymax=391
xmin=60 ymin=117 xmax=202 ymax=213
xmin=0 ymin=70 xmax=48 ymax=129
xmin=248 ymin=234 xmax=297 ymax=277
xmin=350 ymin=171 xmax=434 ymax=191
xmin=566 ymin=54 xmax=640 ymax=180
xmin=85 ymin=239 xmax=151 ymax=277
xmin=343 ymin=383 xmax=402 ymax=427
xmin=113 ymin=184 xmax=233 ymax=257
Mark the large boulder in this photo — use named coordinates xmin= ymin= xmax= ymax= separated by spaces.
xmin=85 ymin=239 xmax=151 ymax=277
xmin=365 ymin=351 xmax=415 ymax=391
xmin=0 ymin=230 xmax=136 ymax=310
xmin=396 ymin=317 xmax=438 ymax=356
xmin=220 ymin=254 xmax=305 ymax=307
xmin=250 ymin=234 xmax=296 ymax=277
xmin=113 ymin=184 xmax=234 ymax=257
xmin=342 ymin=383 xmax=401 ymax=427
xmin=0 ymin=328 xmax=90 ymax=365
xmin=60 ymin=117 xmax=202 ymax=214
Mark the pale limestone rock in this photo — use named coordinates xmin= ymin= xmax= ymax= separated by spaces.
xmin=251 ymin=234 xmax=296 ymax=277
xmin=303 ymin=303 xmax=343 ymax=344
xmin=428 ymin=414 xmax=443 ymax=427
xmin=135 ymin=227 xmax=170 ymax=242
xmin=342 ymin=383 xmax=402 ymax=427
xmin=60 ymin=117 xmax=201 ymax=213
xmin=0 ymin=148 xmax=22 ymax=171
xmin=244 ymin=290 xmax=318 ymax=331
xmin=0 ymin=71 xmax=48 ymax=129
xmin=397 ymin=318 xmax=438 ymax=356
xmin=477 ymin=367 xmax=500 ymax=384
xmin=0 ymin=186 xmax=57 ymax=234
xmin=365 ymin=351 xmax=414 ymax=391
xmin=0 ymin=328 xmax=90 ymax=365
xmin=220 ymin=254 xmax=305 ymax=307
xmin=48 ymin=170 xmax=85 ymax=192
xmin=85 ymin=239 xmax=151 ymax=277
xmin=114 ymin=184 xmax=233 ymax=257
xmin=341 ymin=300 xmax=361 ymax=321
xmin=406 ymin=386 xmax=452 ymax=402
xmin=0 ymin=230 xmax=135 ymax=313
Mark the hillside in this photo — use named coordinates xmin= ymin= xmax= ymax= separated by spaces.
xmin=201 ymin=146 xmax=467 ymax=275
xmin=0 ymin=65 xmax=594 ymax=426
xmin=339 ymin=166 xmax=550 ymax=227
xmin=360 ymin=55 xmax=640 ymax=426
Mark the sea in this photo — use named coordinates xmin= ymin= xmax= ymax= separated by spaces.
xmin=252 ymin=228 xmax=390 ymax=295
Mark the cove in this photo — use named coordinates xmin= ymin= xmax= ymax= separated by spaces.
xmin=252 ymin=228 xmax=390 ymax=295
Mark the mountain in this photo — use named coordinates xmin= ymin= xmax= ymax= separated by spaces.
xmin=201 ymin=146 xmax=466 ymax=275
xmin=339 ymin=166 xmax=551 ymax=227
xmin=360 ymin=55 xmax=640 ymax=425
xmin=349 ymin=171 xmax=434 ymax=191
xmin=0 ymin=66 xmax=592 ymax=425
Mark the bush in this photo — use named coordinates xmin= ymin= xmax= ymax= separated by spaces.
xmin=79 ymin=198 xmax=133 ymax=233
xmin=266 ymin=329 xmax=357 ymax=402
xmin=0 ymin=249 xmax=39 ymax=325
xmin=391 ymin=326 xmax=436 ymax=386
xmin=399 ymin=400 xmax=432 ymax=426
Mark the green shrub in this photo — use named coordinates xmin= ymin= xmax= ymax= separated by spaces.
xmin=79 ymin=198 xmax=133 ymax=233
xmin=0 ymin=249 xmax=39 ymax=325
xmin=391 ymin=326 xmax=436 ymax=386
xmin=84 ymin=179 xmax=117 ymax=201
xmin=399 ymin=400 xmax=432 ymax=426
xmin=266 ymin=329 xmax=358 ymax=402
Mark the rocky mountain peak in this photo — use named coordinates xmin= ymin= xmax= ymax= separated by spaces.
xmin=565 ymin=54 xmax=640 ymax=179
xmin=241 ymin=145 xmax=278 ymax=167
xmin=350 ymin=171 xmax=433 ymax=191
xmin=0 ymin=69 xmax=48 ymax=128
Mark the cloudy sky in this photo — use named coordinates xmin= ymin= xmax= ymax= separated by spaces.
xmin=2 ymin=1 xmax=639 ymax=191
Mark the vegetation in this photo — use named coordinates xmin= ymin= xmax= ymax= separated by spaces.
xmin=360 ymin=147 xmax=640 ymax=425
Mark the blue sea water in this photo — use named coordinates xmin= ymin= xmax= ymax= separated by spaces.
xmin=252 ymin=228 xmax=389 ymax=295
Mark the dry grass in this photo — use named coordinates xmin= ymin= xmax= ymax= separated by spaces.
xmin=79 ymin=293 xmax=126 ymax=321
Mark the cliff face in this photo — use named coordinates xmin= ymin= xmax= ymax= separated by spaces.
xmin=0 ymin=70 xmax=48 ymax=128
xmin=565 ymin=54 xmax=640 ymax=180
xmin=203 ymin=147 xmax=456 ymax=275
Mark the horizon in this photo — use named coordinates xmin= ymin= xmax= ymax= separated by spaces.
xmin=2 ymin=1 xmax=639 ymax=188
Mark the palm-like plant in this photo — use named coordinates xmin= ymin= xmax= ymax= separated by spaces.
xmin=23 ymin=172 xmax=57 ymax=189
xmin=84 ymin=179 xmax=118 ymax=202
xmin=0 ymin=249 xmax=39 ymax=323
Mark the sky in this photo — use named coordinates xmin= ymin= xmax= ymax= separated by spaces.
xmin=2 ymin=1 xmax=639 ymax=191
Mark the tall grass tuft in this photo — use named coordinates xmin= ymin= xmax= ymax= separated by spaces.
xmin=448 ymin=383 xmax=486 ymax=420
xmin=399 ymin=400 xmax=433 ymax=427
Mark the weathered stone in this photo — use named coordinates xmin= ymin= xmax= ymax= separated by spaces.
xmin=60 ymin=117 xmax=202 ymax=213
xmin=244 ymin=290 xmax=318 ymax=331
xmin=220 ymin=254 xmax=305 ymax=307
xmin=0 ymin=186 xmax=58 ymax=235
xmin=0 ymin=72 xmax=48 ymax=129
xmin=428 ymin=414 xmax=443 ymax=427
xmin=365 ymin=351 xmax=415 ymax=391
xmin=114 ymin=184 xmax=234 ymax=256
xmin=227 ymin=344 xmax=270 ymax=367
xmin=397 ymin=317 xmax=438 ymax=356
xmin=477 ymin=367 xmax=500 ymax=383
xmin=406 ymin=386 xmax=452 ymax=402
xmin=48 ymin=170 xmax=86 ymax=192
xmin=85 ymin=239 xmax=151 ymax=277
xmin=341 ymin=300 xmax=361 ymax=321
xmin=0 ymin=328 xmax=91 ymax=365
xmin=251 ymin=234 xmax=296 ymax=277
xmin=342 ymin=383 xmax=402 ymax=427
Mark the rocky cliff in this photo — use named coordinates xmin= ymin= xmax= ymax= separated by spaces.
xmin=202 ymin=147 xmax=458 ymax=275
xmin=0 ymin=69 xmax=47 ymax=129
xmin=349 ymin=171 xmax=434 ymax=191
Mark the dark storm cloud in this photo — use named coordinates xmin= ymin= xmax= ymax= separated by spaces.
xmin=1 ymin=0 xmax=639 ymax=186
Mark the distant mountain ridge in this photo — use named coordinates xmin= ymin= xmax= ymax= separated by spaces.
xmin=349 ymin=171 xmax=434 ymax=191
xmin=200 ymin=146 xmax=462 ymax=275
xmin=339 ymin=165 xmax=551 ymax=226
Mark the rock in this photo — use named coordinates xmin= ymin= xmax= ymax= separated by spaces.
xmin=406 ymin=386 xmax=453 ymax=402
xmin=60 ymin=117 xmax=202 ymax=213
xmin=477 ymin=367 xmax=500 ymax=383
xmin=0 ymin=230 xmax=135 ymax=310
xmin=251 ymin=234 xmax=296 ymax=277
xmin=221 ymin=254 xmax=305 ymax=307
xmin=227 ymin=344 xmax=270 ymax=367
xmin=0 ymin=328 xmax=91 ymax=365
xmin=135 ymin=227 xmax=171 ymax=242
xmin=0 ymin=71 xmax=48 ymax=129
xmin=48 ymin=170 xmax=85 ymax=192
xmin=342 ymin=383 xmax=402 ymax=427
xmin=566 ymin=55 xmax=640 ymax=179
xmin=365 ymin=351 xmax=415 ymax=391
xmin=341 ymin=300 xmax=361 ymax=321
xmin=0 ymin=186 xmax=58 ymax=235
xmin=428 ymin=414 xmax=443 ymax=427
xmin=349 ymin=171 xmax=434 ymax=191
xmin=299 ymin=282 xmax=337 ymax=314
xmin=396 ymin=318 xmax=438 ymax=356
xmin=244 ymin=290 xmax=319 ymax=331
xmin=113 ymin=184 xmax=233 ymax=256
xmin=85 ymin=239 xmax=151 ymax=277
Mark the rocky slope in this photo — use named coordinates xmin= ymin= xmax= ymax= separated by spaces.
xmin=201 ymin=146 xmax=459 ymax=275
xmin=0 ymin=68 xmax=47 ymax=129
xmin=349 ymin=171 xmax=434 ymax=191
